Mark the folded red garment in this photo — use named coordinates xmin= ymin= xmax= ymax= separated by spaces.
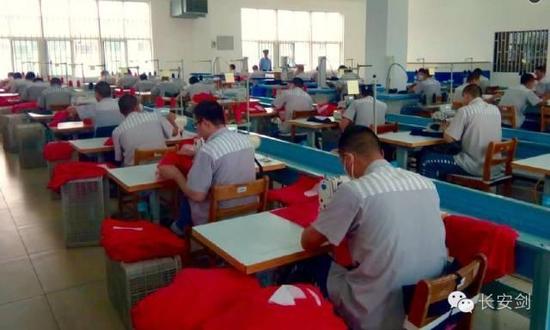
xmin=0 ymin=94 xmax=20 ymax=106
xmin=11 ymin=101 xmax=38 ymax=113
xmin=443 ymin=215 xmax=518 ymax=283
xmin=155 ymin=96 xmax=165 ymax=108
xmin=131 ymin=268 xmax=261 ymax=330
xmin=104 ymin=137 xmax=113 ymax=146
xmin=232 ymin=102 xmax=264 ymax=123
xmin=48 ymin=110 xmax=70 ymax=128
xmin=267 ymin=175 xmax=322 ymax=206
xmin=101 ymin=219 xmax=188 ymax=263
xmin=316 ymin=103 xmax=337 ymax=117
xmin=202 ymin=284 xmax=347 ymax=330
xmin=157 ymin=152 xmax=193 ymax=176
xmin=43 ymin=141 xmax=74 ymax=162
xmin=192 ymin=93 xmax=218 ymax=104
xmin=47 ymin=161 xmax=110 ymax=192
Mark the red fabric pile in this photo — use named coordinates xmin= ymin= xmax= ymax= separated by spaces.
xmin=169 ymin=97 xmax=177 ymax=108
xmin=131 ymin=268 xmax=261 ymax=330
xmin=43 ymin=141 xmax=74 ymax=162
xmin=316 ymin=103 xmax=338 ymax=116
xmin=192 ymin=93 xmax=218 ymax=104
xmin=100 ymin=219 xmax=188 ymax=263
xmin=155 ymin=96 xmax=165 ymax=108
xmin=231 ymin=101 xmax=265 ymax=123
xmin=47 ymin=161 xmax=110 ymax=192
xmin=48 ymin=110 xmax=70 ymax=127
xmin=104 ymin=137 xmax=114 ymax=146
xmin=267 ymin=175 xmax=322 ymax=206
xmin=157 ymin=152 xmax=193 ymax=176
xmin=443 ymin=215 xmax=518 ymax=283
xmin=202 ymin=284 xmax=347 ymax=330
xmin=11 ymin=101 xmax=38 ymax=113
xmin=0 ymin=94 xmax=20 ymax=106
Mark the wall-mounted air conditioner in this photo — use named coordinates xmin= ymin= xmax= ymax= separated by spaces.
xmin=170 ymin=0 xmax=208 ymax=18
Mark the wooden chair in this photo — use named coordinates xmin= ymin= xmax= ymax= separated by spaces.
xmin=405 ymin=254 xmax=487 ymax=330
xmin=134 ymin=146 xmax=176 ymax=165
xmin=541 ymin=105 xmax=550 ymax=132
xmin=447 ymin=139 xmax=518 ymax=195
xmin=208 ymin=176 xmax=269 ymax=222
xmin=498 ymin=105 xmax=517 ymax=128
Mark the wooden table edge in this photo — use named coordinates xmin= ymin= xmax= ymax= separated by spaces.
xmin=379 ymin=137 xmax=445 ymax=148
xmin=107 ymin=171 xmax=166 ymax=193
xmin=191 ymin=229 xmax=248 ymax=273
xmin=511 ymin=162 xmax=550 ymax=176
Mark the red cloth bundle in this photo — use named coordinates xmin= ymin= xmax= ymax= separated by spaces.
xmin=11 ymin=101 xmax=38 ymax=113
xmin=47 ymin=161 xmax=110 ymax=192
xmin=202 ymin=284 xmax=347 ymax=330
xmin=100 ymin=219 xmax=188 ymax=263
xmin=48 ymin=110 xmax=70 ymax=127
xmin=154 ymin=96 xmax=165 ymax=108
xmin=192 ymin=93 xmax=218 ymax=104
xmin=43 ymin=141 xmax=74 ymax=162
xmin=169 ymin=97 xmax=177 ymax=108
xmin=157 ymin=152 xmax=193 ymax=176
xmin=267 ymin=175 xmax=322 ymax=206
xmin=104 ymin=137 xmax=113 ymax=146
xmin=131 ymin=268 xmax=261 ymax=330
xmin=316 ymin=103 xmax=337 ymax=116
xmin=76 ymin=80 xmax=81 ymax=88
xmin=130 ymin=88 xmax=136 ymax=96
xmin=231 ymin=101 xmax=264 ymax=123
xmin=443 ymin=215 xmax=518 ymax=283
xmin=0 ymin=94 xmax=21 ymax=106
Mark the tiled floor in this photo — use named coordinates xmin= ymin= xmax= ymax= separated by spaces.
xmin=0 ymin=143 xmax=530 ymax=330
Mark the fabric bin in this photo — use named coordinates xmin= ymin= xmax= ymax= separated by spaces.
xmin=17 ymin=123 xmax=46 ymax=168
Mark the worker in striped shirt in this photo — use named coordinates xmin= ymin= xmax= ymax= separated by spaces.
xmin=419 ymin=84 xmax=502 ymax=179
xmin=273 ymin=77 xmax=314 ymax=134
xmin=158 ymin=101 xmax=256 ymax=235
xmin=38 ymin=78 xmax=73 ymax=111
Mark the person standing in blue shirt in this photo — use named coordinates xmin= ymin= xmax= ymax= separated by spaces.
xmin=259 ymin=49 xmax=272 ymax=72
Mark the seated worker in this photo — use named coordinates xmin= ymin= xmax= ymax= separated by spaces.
xmin=294 ymin=64 xmax=310 ymax=80
xmin=22 ymin=77 xmax=49 ymax=102
xmin=5 ymin=72 xmax=22 ymax=93
xmin=112 ymin=94 xmax=179 ymax=166
xmin=409 ymin=68 xmax=441 ymax=104
xmin=453 ymin=72 xmax=480 ymax=103
xmin=67 ymin=81 xmax=124 ymax=129
xmin=158 ymin=101 xmax=256 ymax=234
xmin=419 ymin=84 xmax=502 ymax=180
xmin=99 ymin=70 xmax=116 ymax=86
xmin=182 ymin=76 xmax=216 ymax=100
xmin=118 ymin=69 xmax=138 ymax=89
xmin=535 ymin=65 xmax=550 ymax=97
xmin=500 ymin=73 xmax=549 ymax=130
xmin=473 ymin=68 xmax=490 ymax=93
xmin=135 ymin=73 xmax=156 ymax=92
xmin=14 ymin=71 xmax=35 ymax=97
xmin=339 ymin=85 xmax=387 ymax=131
xmin=38 ymin=78 xmax=73 ymax=111
xmin=301 ymin=125 xmax=447 ymax=330
xmin=0 ymin=72 xmax=14 ymax=90
xmin=249 ymin=65 xmax=265 ymax=79
xmin=152 ymin=77 xmax=182 ymax=98
xmin=272 ymin=77 xmax=314 ymax=134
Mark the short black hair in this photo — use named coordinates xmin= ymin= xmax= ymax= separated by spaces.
xmin=418 ymin=68 xmax=430 ymax=76
xmin=473 ymin=68 xmax=483 ymax=75
xmin=95 ymin=81 xmax=112 ymax=98
xmin=189 ymin=76 xmax=199 ymax=85
xmin=50 ymin=77 xmax=62 ymax=86
xmin=139 ymin=73 xmax=147 ymax=80
xmin=520 ymin=73 xmax=536 ymax=85
xmin=33 ymin=77 xmax=43 ymax=82
xmin=118 ymin=94 xmax=138 ymax=116
xmin=194 ymin=101 xmax=225 ymax=126
xmin=229 ymin=64 xmax=236 ymax=70
xmin=535 ymin=65 xmax=546 ymax=73
xmin=338 ymin=65 xmax=347 ymax=70
xmin=291 ymin=77 xmax=304 ymax=87
xmin=360 ymin=84 xmax=373 ymax=97
xmin=462 ymin=84 xmax=482 ymax=98
xmin=338 ymin=125 xmax=382 ymax=156
xmin=13 ymin=72 xmax=22 ymax=79
xmin=25 ymin=72 xmax=36 ymax=80
xmin=466 ymin=72 xmax=480 ymax=83
xmin=252 ymin=65 xmax=259 ymax=70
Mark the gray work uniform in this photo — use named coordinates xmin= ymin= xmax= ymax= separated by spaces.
xmin=344 ymin=96 xmax=387 ymax=127
xmin=453 ymin=83 xmax=469 ymax=103
xmin=135 ymin=80 xmax=156 ymax=92
xmin=414 ymin=77 xmax=442 ymax=104
xmin=76 ymin=97 xmax=124 ymax=128
xmin=187 ymin=128 xmax=256 ymax=225
xmin=38 ymin=86 xmax=73 ymax=109
xmin=272 ymin=87 xmax=314 ymax=133
xmin=112 ymin=111 xmax=174 ymax=166
xmin=182 ymin=82 xmax=216 ymax=99
xmin=14 ymin=79 xmax=32 ymax=97
xmin=479 ymin=75 xmax=490 ymax=93
xmin=152 ymin=81 xmax=182 ymax=97
xmin=536 ymin=77 xmax=550 ymax=96
xmin=23 ymin=82 xmax=49 ymax=101
xmin=118 ymin=75 xmax=138 ymax=89
xmin=499 ymin=84 xmax=541 ymax=127
xmin=312 ymin=159 xmax=447 ymax=330
xmin=446 ymin=97 xmax=502 ymax=176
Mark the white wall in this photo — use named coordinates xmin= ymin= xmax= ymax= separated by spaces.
xmin=408 ymin=0 xmax=550 ymax=87
xmin=150 ymin=0 xmax=366 ymax=78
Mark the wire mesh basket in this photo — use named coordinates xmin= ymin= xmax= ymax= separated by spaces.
xmin=105 ymin=255 xmax=182 ymax=329
xmin=16 ymin=123 xmax=46 ymax=168
xmin=1 ymin=113 xmax=27 ymax=153
xmin=61 ymin=177 xmax=109 ymax=247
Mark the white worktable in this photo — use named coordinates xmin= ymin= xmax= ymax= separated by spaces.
xmin=378 ymin=131 xmax=446 ymax=169
xmin=512 ymin=154 xmax=550 ymax=207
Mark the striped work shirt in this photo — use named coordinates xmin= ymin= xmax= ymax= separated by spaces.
xmin=38 ymin=86 xmax=73 ymax=109
xmin=313 ymin=160 xmax=447 ymax=330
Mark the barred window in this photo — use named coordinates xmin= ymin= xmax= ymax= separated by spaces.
xmin=493 ymin=30 xmax=548 ymax=73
